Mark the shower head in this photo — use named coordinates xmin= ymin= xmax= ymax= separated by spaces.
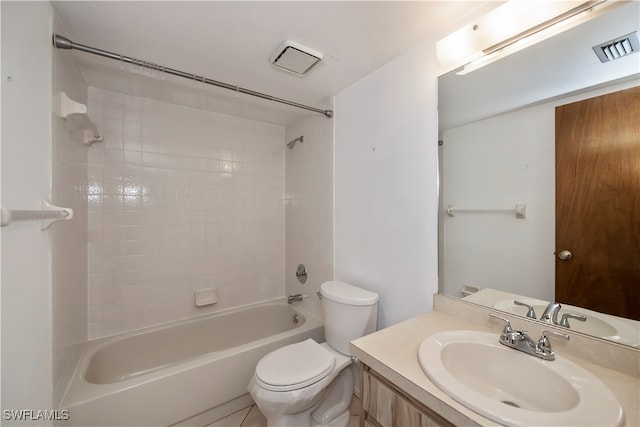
xmin=287 ymin=136 xmax=303 ymax=150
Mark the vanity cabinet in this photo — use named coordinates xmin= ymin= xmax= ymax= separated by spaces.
xmin=360 ymin=364 xmax=454 ymax=427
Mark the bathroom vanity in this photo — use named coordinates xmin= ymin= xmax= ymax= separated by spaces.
xmin=351 ymin=296 xmax=640 ymax=427
xmin=360 ymin=365 xmax=453 ymax=427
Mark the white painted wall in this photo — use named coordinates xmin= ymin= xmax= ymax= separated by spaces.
xmin=1 ymin=0 xmax=54 ymax=414
xmin=0 ymin=0 xmax=3 ymax=409
xmin=334 ymin=40 xmax=439 ymax=329
xmin=441 ymin=79 xmax=639 ymax=302
xmin=442 ymin=105 xmax=555 ymax=300
xmin=285 ymin=100 xmax=334 ymax=319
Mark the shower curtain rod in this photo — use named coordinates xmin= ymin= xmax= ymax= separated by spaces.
xmin=53 ymin=34 xmax=333 ymax=118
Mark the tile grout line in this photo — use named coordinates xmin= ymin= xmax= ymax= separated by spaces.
xmin=238 ymin=405 xmax=253 ymax=427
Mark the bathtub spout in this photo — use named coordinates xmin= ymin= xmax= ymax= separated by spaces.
xmin=288 ymin=293 xmax=304 ymax=304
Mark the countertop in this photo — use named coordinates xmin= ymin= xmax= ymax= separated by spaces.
xmin=350 ymin=310 xmax=640 ymax=426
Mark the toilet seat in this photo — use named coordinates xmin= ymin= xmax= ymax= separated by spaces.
xmin=255 ymin=339 xmax=335 ymax=392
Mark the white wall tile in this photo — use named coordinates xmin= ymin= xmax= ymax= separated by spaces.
xmin=284 ymin=102 xmax=335 ymax=319
xmin=87 ymin=88 xmax=285 ymax=338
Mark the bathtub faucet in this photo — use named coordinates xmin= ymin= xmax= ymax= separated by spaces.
xmin=287 ymin=293 xmax=304 ymax=304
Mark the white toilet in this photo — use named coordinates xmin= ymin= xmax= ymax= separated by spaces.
xmin=248 ymin=281 xmax=379 ymax=427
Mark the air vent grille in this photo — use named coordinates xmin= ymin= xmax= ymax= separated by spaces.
xmin=270 ymin=41 xmax=323 ymax=75
xmin=593 ymin=32 xmax=639 ymax=63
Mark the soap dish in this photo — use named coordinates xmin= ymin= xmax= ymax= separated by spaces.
xmin=195 ymin=288 xmax=217 ymax=307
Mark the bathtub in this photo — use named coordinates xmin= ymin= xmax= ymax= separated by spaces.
xmin=61 ymin=300 xmax=324 ymax=426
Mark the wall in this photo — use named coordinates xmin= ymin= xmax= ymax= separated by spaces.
xmin=1 ymin=0 xmax=54 ymax=416
xmin=51 ymin=17 xmax=90 ymax=405
xmin=441 ymin=104 xmax=555 ymax=300
xmin=0 ymin=1 xmax=3 ymax=409
xmin=86 ymin=88 xmax=285 ymax=338
xmin=441 ymin=78 xmax=639 ymax=301
xmin=284 ymin=100 xmax=334 ymax=318
xmin=334 ymin=40 xmax=439 ymax=329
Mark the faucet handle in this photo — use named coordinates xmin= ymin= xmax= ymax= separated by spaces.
xmin=538 ymin=330 xmax=570 ymax=352
xmin=489 ymin=313 xmax=513 ymax=334
xmin=513 ymin=300 xmax=537 ymax=319
xmin=559 ymin=313 xmax=587 ymax=328
xmin=543 ymin=329 xmax=570 ymax=339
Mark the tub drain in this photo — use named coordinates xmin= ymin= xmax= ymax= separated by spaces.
xmin=501 ymin=400 xmax=520 ymax=408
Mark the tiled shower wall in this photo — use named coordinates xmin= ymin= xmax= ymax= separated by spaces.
xmin=86 ymin=88 xmax=285 ymax=338
xmin=285 ymin=107 xmax=334 ymax=318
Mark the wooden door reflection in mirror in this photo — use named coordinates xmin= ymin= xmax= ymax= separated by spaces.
xmin=555 ymin=86 xmax=640 ymax=320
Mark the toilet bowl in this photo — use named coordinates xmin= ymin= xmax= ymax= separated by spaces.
xmin=248 ymin=281 xmax=379 ymax=427
xmin=248 ymin=340 xmax=353 ymax=426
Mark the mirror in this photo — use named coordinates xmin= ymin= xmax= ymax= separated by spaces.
xmin=437 ymin=1 xmax=639 ymax=347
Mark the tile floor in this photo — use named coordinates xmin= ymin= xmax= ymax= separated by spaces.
xmin=207 ymin=398 xmax=361 ymax=427
xmin=207 ymin=405 xmax=266 ymax=427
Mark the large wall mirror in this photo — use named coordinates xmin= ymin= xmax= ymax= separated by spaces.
xmin=438 ymin=1 xmax=639 ymax=347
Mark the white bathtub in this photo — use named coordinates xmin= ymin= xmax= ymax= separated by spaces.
xmin=61 ymin=300 xmax=324 ymax=426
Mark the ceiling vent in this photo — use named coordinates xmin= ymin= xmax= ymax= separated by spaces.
xmin=270 ymin=41 xmax=322 ymax=75
xmin=593 ymin=32 xmax=639 ymax=63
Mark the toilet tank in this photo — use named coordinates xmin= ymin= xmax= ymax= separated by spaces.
xmin=321 ymin=281 xmax=379 ymax=355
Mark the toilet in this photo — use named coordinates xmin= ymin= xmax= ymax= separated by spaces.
xmin=248 ymin=281 xmax=379 ymax=427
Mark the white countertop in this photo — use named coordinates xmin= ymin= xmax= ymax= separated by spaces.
xmin=350 ymin=310 xmax=640 ymax=426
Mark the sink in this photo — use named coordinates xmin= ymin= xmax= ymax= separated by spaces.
xmin=493 ymin=298 xmax=640 ymax=347
xmin=418 ymin=330 xmax=624 ymax=426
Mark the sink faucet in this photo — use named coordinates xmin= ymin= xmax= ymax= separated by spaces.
xmin=490 ymin=313 xmax=569 ymax=361
xmin=540 ymin=302 xmax=562 ymax=324
xmin=540 ymin=302 xmax=587 ymax=329
xmin=287 ymin=293 xmax=304 ymax=304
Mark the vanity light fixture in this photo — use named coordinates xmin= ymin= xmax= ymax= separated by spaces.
xmin=437 ymin=0 xmax=614 ymax=75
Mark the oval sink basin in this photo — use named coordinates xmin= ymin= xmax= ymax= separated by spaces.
xmin=418 ymin=330 xmax=624 ymax=426
xmin=493 ymin=299 xmax=640 ymax=347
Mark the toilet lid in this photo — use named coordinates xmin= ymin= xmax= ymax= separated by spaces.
xmin=255 ymin=339 xmax=335 ymax=391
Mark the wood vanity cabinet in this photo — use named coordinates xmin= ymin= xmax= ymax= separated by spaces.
xmin=360 ymin=364 xmax=454 ymax=427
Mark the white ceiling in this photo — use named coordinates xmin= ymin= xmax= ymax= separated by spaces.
xmin=51 ymin=1 xmax=497 ymax=126
xmin=439 ymin=1 xmax=640 ymax=129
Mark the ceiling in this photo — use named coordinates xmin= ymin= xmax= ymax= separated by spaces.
xmin=439 ymin=1 xmax=640 ymax=129
xmin=51 ymin=1 xmax=497 ymax=126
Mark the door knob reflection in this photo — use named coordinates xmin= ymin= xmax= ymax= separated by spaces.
xmin=558 ymin=250 xmax=573 ymax=261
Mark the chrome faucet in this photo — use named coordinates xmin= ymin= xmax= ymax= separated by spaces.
xmin=490 ymin=313 xmax=569 ymax=361
xmin=540 ymin=302 xmax=587 ymax=329
xmin=540 ymin=302 xmax=562 ymax=324
xmin=287 ymin=293 xmax=304 ymax=304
